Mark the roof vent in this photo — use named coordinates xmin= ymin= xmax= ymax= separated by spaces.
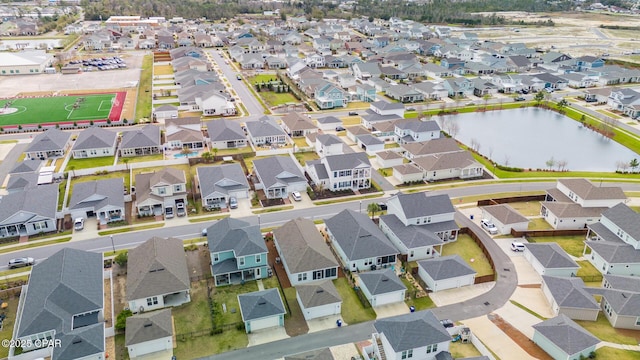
xmin=316 ymin=289 xmax=324 ymax=294
xmin=622 ymin=293 xmax=628 ymax=298
xmin=258 ymin=300 xmax=267 ymax=305
xmin=382 ymin=278 xmax=389 ymax=282
xmin=72 ymin=340 xmax=82 ymax=345
xmin=144 ymin=323 xmax=153 ymax=328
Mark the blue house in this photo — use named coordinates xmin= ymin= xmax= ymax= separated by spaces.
xmin=355 ymin=83 xmax=377 ymax=102
xmin=206 ymin=218 xmax=269 ymax=286
xmin=574 ymin=56 xmax=604 ymax=72
xmin=315 ymin=82 xmax=348 ymax=109
xmin=440 ymin=57 xmax=465 ymax=69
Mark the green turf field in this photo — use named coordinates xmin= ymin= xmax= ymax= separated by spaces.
xmin=0 ymin=94 xmax=115 ymax=126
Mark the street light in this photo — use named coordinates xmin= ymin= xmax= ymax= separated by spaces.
xmin=110 ymin=235 xmax=116 ymax=254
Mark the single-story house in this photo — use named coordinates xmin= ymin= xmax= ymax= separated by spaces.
xmin=252 ymin=156 xmax=307 ymax=199
xmin=71 ymin=126 xmax=118 ymax=159
xmin=296 ymin=280 xmax=342 ymax=321
xmin=417 ymin=255 xmax=476 ymax=292
xmin=125 ymin=309 xmax=174 ymax=359
xmin=0 ymin=184 xmax=58 ymax=238
xmin=480 ymin=204 xmax=529 ymax=235
xmin=197 ymin=163 xmax=250 ymax=210
xmin=120 ymin=124 xmax=162 ymax=157
xmin=25 ymin=128 xmax=72 ymax=160
xmin=524 ymin=243 xmax=579 ymax=277
xmin=206 ymin=119 xmax=247 ymax=150
xmin=376 ymin=151 xmax=404 ymax=169
xmin=532 ymin=315 xmax=599 ymax=360
xmin=68 ymin=178 xmax=125 ymax=225
xmin=238 ymin=288 xmax=286 ymax=333
xmin=541 ymin=276 xmax=599 ymax=321
xmin=358 ymin=268 xmax=407 ymax=307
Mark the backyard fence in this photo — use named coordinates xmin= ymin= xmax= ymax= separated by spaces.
xmin=512 ymin=229 xmax=588 ymax=238
xmin=459 ymin=227 xmax=496 ymax=276
xmin=477 ymin=194 xmax=546 ymax=206
xmin=175 ymin=322 xmax=243 ymax=342
xmin=0 ymin=285 xmax=23 ymax=299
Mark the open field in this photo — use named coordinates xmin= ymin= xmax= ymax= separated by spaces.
xmin=0 ymin=93 xmax=123 ymax=126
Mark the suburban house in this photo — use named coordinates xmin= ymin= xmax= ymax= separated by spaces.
xmin=324 ymin=209 xmax=398 ymax=272
xmin=153 ymin=105 xmax=179 ymax=120
xmin=367 ymin=311 xmax=451 ymax=360
xmin=273 ymin=218 xmax=339 ymax=286
xmin=376 ymin=151 xmax=404 ymax=169
xmin=480 ymin=204 xmax=530 ymax=235
xmin=24 ymin=128 xmax=72 ymax=160
xmin=206 ymin=119 xmax=247 ymax=150
xmin=135 ymin=168 xmax=188 ymax=217
xmin=532 ymin=315 xmax=599 ymax=360
xmin=379 ymin=192 xmax=459 ymax=261
xmin=306 ymin=153 xmax=372 ymax=192
xmin=9 ymin=159 xmax=42 ymax=175
xmin=296 ymin=280 xmax=342 ymax=321
xmin=394 ymin=119 xmax=441 ymax=144
xmin=126 ymin=237 xmax=191 ymax=313
xmin=314 ymin=134 xmax=344 ymax=157
xmin=370 ymin=100 xmax=405 ymax=117
xmin=524 ymin=243 xmax=579 ymax=277
xmin=584 ymin=203 xmax=640 ymax=276
xmin=541 ymin=276 xmax=599 ymax=321
xmin=594 ymin=275 xmax=640 ymax=329
xmin=316 ymin=115 xmax=343 ymax=131
xmin=358 ymin=268 xmax=407 ymax=307
xmin=607 ymin=88 xmax=640 ymax=119
xmin=417 ymin=255 xmax=476 ymax=292
xmin=246 ymin=116 xmax=289 ymax=146
xmin=164 ymin=117 xmax=205 ymax=151
xmin=120 ymin=124 xmax=162 ymax=157
xmin=196 ymin=164 xmax=250 ymax=210
xmin=252 ymin=156 xmax=307 ymax=199
xmin=315 ymin=82 xmax=348 ymax=109
xmin=238 ymin=288 xmax=286 ymax=333
xmin=400 ymin=138 xmax=461 ymax=160
xmin=125 ymin=309 xmax=174 ymax=359
xmin=541 ymin=178 xmax=626 ymax=230
xmin=13 ymin=248 xmax=105 ymax=360
xmin=0 ymin=184 xmax=58 ymax=238
xmin=411 ymin=150 xmax=484 ymax=182
xmin=71 ymin=127 xmax=118 ymax=159
xmin=281 ymin=112 xmax=318 ymax=137
xmin=206 ymin=218 xmax=269 ymax=286
xmin=68 ymin=178 xmax=125 ymax=225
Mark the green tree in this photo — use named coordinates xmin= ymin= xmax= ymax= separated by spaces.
xmin=630 ymin=158 xmax=639 ymax=173
xmin=545 ymin=157 xmax=556 ymax=171
xmin=202 ymin=151 xmax=213 ymax=162
xmin=534 ymin=91 xmax=544 ymax=105
xmin=122 ymin=157 xmax=130 ymax=170
xmin=212 ymin=147 xmax=219 ymax=157
xmin=367 ymin=202 xmax=381 ymax=220
xmin=115 ymin=309 xmax=132 ymax=331
xmin=557 ymin=99 xmax=568 ymax=112
xmin=114 ymin=251 xmax=128 ymax=266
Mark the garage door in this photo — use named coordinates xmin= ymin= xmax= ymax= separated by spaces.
xmin=229 ymin=189 xmax=248 ymax=199
xmin=374 ymin=292 xmax=403 ymax=307
xmin=304 ymin=303 xmax=340 ymax=320
xmin=249 ymin=316 xmax=279 ymax=332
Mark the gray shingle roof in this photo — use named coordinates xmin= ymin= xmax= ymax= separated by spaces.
xmin=372 ymin=100 xmax=405 ymax=111
xmin=206 ymin=217 xmax=267 ymax=256
xmin=135 ymin=168 xmax=186 ymax=205
xmin=413 ymin=150 xmax=479 ymax=172
xmin=585 ymin=240 xmax=640 ymax=263
xmin=282 ymin=112 xmax=317 ymax=131
xmin=316 ymin=116 xmax=342 ymax=125
xmin=532 ymin=315 xmax=599 ymax=355
xmin=374 ymin=311 xmax=451 ymax=352
xmin=120 ymin=124 xmax=161 ymax=149
xmin=325 ymin=209 xmax=398 ymax=261
xmin=207 ymin=119 xmax=246 ymax=142
xmin=126 ymin=237 xmax=190 ymax=301
xmin=356 ymin=134 xmax=384 ymax=146
xmin=392 ymin=192 xmax=455 ymax=219
xmin=296 ymin=280 xmax=341 ymax=308
xmin=253 ymin=156 xmax=306 ymax=189
xmin=197 ymin=163 xmax=249 ymax=198
xmin=603 ymin=274 xmax=640 ymax=293
xmin=25 ymin=128 xmax=71 ymax=153
xmin=273 ymin=218 xmax=338 ymax=274
xmin=541 ymin=276 xmax=599 ymax=310
xmin=380 ymin=214 xmax=452 ymax=249
xmin=482 ymin=204 xmax=529 ymax=225
xmin=285 ymin=348 xmax=335 ymax=360
xmin=401 ymin=138 xmax=461 ymax=157
xmin=246 ymin=116 xmax=287 ymax=138
xmin=359 ymin=268 xmax=406 ymax=295
xmin=6 ymin=172 xmax=39 ymax=192
xmin=524 ymin=243 xmax=579 ymax=269
xmin=316 ymin=134 xmax=342 ymax=146
xmin=69 ymin=178 xmax=124 ymax=211
xmin=395 ymin=119 xmax=440 ymax=132
xmin=557 ymin=179 xmax=626 ymax=201
xmin=72 ymin=126 xmax=118 ymax=151
xmin=418 ymin=255 xmax=476 ymax=281
xmin=17 ymin=248 xmax=104 ymax=359
xmin=601 ymin=203 xmax=640 ymax=242
xmin=238 ymin=288 xmax=286 ymax=321
xmin=540 ymin=201 xmax=606 ymax=218
xmin=0 ymin=183 xmax=58 ymax=224
xmin=601 ymin=289 xmax=640 ymax=316
xmin=323 ymin=152 xmax=371 ymax=172
xmin=9 ymin=159 xmax=42 ymax=174
xmin=125 ymin=309 xmax=173 ymax=346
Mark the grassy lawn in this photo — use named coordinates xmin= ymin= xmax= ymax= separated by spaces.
xmin=65 ymin=156 xmax=114 ymax=171
xmin=527 ymin=218 xmax=553 ymax=230
xmin=333 ymin=278 xmax=376 ymax=324
xmin=384 ymin=143 xmax=399 ymax=149
xmin=212 ymin=282 xmax=259 ymax=327
xmin=244 ymin=156 xmax=271 ymax=174
xmin=154 ymin=64 xmax=173 ymax=76
xmin=135 ymin=54 xmax=153 ymax=121
xmin=378 ymin=168 xmax=392 ymax=176
xmin=174 ymin=280 xmax=214 ymax=334
xmin=594 ymin=346 xmax=640 ymax=360
xmin=260 ymin=92 xmax=299 ymax=106
xmin=114 ymin=334 xmax=130 ymax=360
xmin=97 ymin=223 xmax=164 ymax=236
xmin=528 ymin=235 xmax=586 ymax=257
xmin=346 ymin=101 xmax=370 ymax=109
xmin=292 ymin=137 xmax=310 ymax=149
xmin=210 ymin=147 xmax=254 ymax=156
xmin=0 ymin=237 xmax=71 ymax=255
xmin=576 ymin=260 xmax=602 ymax=281
xmin=441 ymin=234 xmax=493 ymax=277
xmin=341 ymin=116 xmax=361 ymax=126
xmin=0 ymin=297 xmax=21 ymax=359
xmin=118 ymin=154 xmax=164 ymax=164
xmin=174 ymin=329 xmax=248 ymax=359
xmin=576 ymin=314 xmax=640 ymax=345
xmin=449 ymin=341 xmax=483 ymax=359
xmin=294 ymin=151 xmax=320 ymax=165
xmin=249 ymin=74 xmax=279 ymax=84
xmin=401 ymin=276 xmax=436 ymax=311
xmin=508 ymin=201 xmax=542 ymax=217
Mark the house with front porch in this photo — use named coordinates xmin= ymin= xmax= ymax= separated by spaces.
xmin=252 ymin=156 xmax=307 ymax=199
xmin=411 ymin=150 xmax=484 ymax=182
xmin=206 ymin=218 xmax=269 ymax=286
xmin=325 ymin=209 xmax=398 ymax=272
xmin=197 ymin=163 xmax=250 ymax=210
xmin=68 ymin=178 xmax=124 ymax=225
xmin=126 ymin=237 xmax=191 ymax=313
xmin=281 ymin=112 xmax=318 ymax=137
xmin=394 ymin=119 xmax=441 ymax=144
xmin=71 ymin=127 xmax=118 ymax=159
xmin=246 ymin=116 xmax=289 ymax=146
xmin=0 ymin=184 xmax=58 ymax=239
xmin=206 ymin=119 xmax=247 ymax=150
xmin=379 ymin=192 xmax=458 ymax=262
xmin=24 ymin=128 xmax=72 ymax=160
xmin=385 ymin=84 xmax=424 ymax=103
xmin=135 ymin=168 xmax=187 ymax=217
xmin=164 ymin=117 xmax=205 ymax=151
xmin=120 ymin=124 xmax=162 ymax=157
xmin=607 ymin=88 xmax=640 ymax=119
xmin=315 ymin=82 xmax=348 ymax=109
xmin=306 ymin=152 xmax=372 ymax=192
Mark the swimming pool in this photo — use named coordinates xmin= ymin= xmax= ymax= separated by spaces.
xmin=174 ymin=152 xmax=199 ymax=158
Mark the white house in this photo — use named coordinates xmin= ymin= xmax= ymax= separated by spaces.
xmin=524 ymin=243 xmax=579 ymax=277
xmin=480 ymin=204 xmax=529 ymax=235
xmin=376 ymin=151 xmax=404 ymax=169
xmin=412 ymin=150 xmax=484 ymax=182
xmin=126 ymin=309 xmax=174 ymax=359
xmin=71 ymin=127 xmax=118 ymax=159
xmin=417 ymin=255 xmax=476 ymax=292
xmin=358 ymin=268 xmax=407 ymax=307
xmin=306 ymin=153 xmax=372 ymax=192
xmin=296 ymin=280 xmax=342 ymax=321
xmin=532 ymin=315 xmax=599 ymax=360
xmin=370 ymin=100 xmax=405 ymax=118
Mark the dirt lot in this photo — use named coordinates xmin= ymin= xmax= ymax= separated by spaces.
xmin=185 ymin=244 xmax=212 ymax=281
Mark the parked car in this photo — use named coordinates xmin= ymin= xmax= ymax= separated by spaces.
xmin=514 ymin=96 xmax=526 ymax=101
xmin=335 ymin=126 xmax=345 ymax=131
xmin=377 ymin=202 xmax=388 ymax=211
xmin=74 ymin=218 xmax=85 ymax=231
xmin=440 ymin=319 xmax=454 ymax=328
xmin=585 ymin=97 xmax=597 ymax=103
xmin=165 ymin=206 xmax=174 ymax=219
xmin=236 ymin=74 xmax=242 ymax=80
xmin=291 ymin=191 xmax=302 ymax=202
xmin=348 ymin=111 xmax=358 ymax=116
xmin=480 ymin=219 xmax=498 ymax=235
xmin=176 ymin=202 xmax=186 ymax=217
xmin=511 ymin=242 xmax=525 ymax=252
xmin=201 ymin=228 xmax=208 ymax=237
xmin=8 ymin=257 xmax=35 ymax=269
xmin=229 ymin=196 xmax=238 ymax=209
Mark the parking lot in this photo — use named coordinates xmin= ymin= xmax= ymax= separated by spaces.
xmin=0 ymin=50 xmax=147 ymax=97
xmin=66 ymin=55 xmax=127 ymax=72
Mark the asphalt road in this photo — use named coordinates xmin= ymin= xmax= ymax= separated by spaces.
xmin=0 ymin=142 xmax=27 ymax=187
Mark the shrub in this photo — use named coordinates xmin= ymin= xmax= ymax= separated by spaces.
xmin=115 ymin=309 xmax=133 ymax=331
xmin=495 ymin=164 xmax=524 ymax=172
xmin=236 ymin=323 xmax=246 ymax=331
xmin=114 ymin=251 xmax=128 ymax=266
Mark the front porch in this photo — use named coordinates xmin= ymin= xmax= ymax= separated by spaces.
xmin=214 ymin=268 xmax=260 ymax=287
xmin=99 ymin=209 xmax=124 ymax=225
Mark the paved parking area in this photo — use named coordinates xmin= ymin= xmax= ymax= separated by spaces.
xmin=131 ymin=349 xmax=174 ymax=360
xmin=462 ymin=315 xmax=537 ymax=360
xmin=510 ymin=287 xmax=555 ymax=319
xmin=307 ymin=314 xmax=345 ymax=333
xmin=429 ymin=282 xmax=496 ymax=307
xmin=373 ymin=302 xmax=410 ymax=319
xmin=247 ymin=327 xmax=289 ymax=347
xmin=511 ymin=257 xmax=542 ymax=285
xmin=494 ymin=301 xmax=546 ymax=339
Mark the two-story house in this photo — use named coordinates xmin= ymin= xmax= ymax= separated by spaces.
xmin=135 ymin=168 xmax=188 ymax=217
xmin=379 ymin=192 xmax=459 ymax=261
xmin=394 ymin=119 xmax=441 ymax=144
xmin=252 ymin=156 xmax=308 ymax=199
xmin=206 ymin=218 xmax=269 ymax=286
xmin=306 ymin=152 xmax=372 ymax=192
xmin=607 ymin=88 xmax=640 ymax=119
xmin=315 ymin=82 xmax=348 ymax=110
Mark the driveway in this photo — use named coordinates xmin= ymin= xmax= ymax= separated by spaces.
xmin=247 ymin=327 xmax=289 ymax=347
xmin=429 ymin=282 xmax=496 ymax=307
xmin=372 ymin=302 xmax=410 ymax=319
xmin=306 ymin=315 xmax=344 ymax=333
xmin=509 ymin=287 xmax=555 ymax=320
xmin=461 ymin=316 xmax=537 ymax=360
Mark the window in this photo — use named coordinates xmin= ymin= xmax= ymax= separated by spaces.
xmin=313 ymin=270 xmax=323 ymax=280
xmin=325 ymin=268 xmax=336 ymax=278
xmin=401 ymin=349 xmax=413 ymax=359
xmin=426 ymin=344 xmax=437 ymax=353
xmin=255 ymin=255 xmax=261 ymax=263
xmin=213 ymin=253 xmax=219 ymax=262
xmin=297 ymin=273 xmax=307 ymax=281
xmin=146 ymin=297 xmax=158 ymax=306
xmin=636 ymin=317 xmax=640 ymax=326
xmin=364 ymin=258 xmax=373 ymax=266
xmin=239 ymin=257 xmax=245 ymax=266
xmin=158 ymin=187 xmax=166 ymax=195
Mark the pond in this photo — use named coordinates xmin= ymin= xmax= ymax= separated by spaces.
xmin=437 ymin=107 xmax=639 ymax=172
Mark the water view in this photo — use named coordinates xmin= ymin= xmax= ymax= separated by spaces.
xmin=437 ymin=107 xmax=639 ymax=172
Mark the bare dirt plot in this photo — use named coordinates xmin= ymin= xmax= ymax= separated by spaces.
xmin=488 ymin=313 xmax=552 ymax=360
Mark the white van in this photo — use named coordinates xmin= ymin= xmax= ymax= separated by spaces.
xmin=511 ymin=242 xmax=525 ymax=252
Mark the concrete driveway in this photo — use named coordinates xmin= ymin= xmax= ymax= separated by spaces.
xmin=373 ymin=302 xmax=410 ymax=319
xmin=131 ymin=349 xmax=174 ymax=360
xmin=307 ymin=315 xmax=345 ymax=333
xmin=461 ymin=315 xmax=537 ymax=360
xmin=429 ymin=282 xmax=496 ymax=307
xmin=248 ymin=327 xmax=289 ymax=347
xmin=509 ymin=287 xmax=555 ymax=320
xmin=494 ymin=301 xmax=547 ymax=339
xmin=511 ymin=256 xmax=542 ymax=285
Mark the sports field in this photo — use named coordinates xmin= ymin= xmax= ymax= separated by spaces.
xmin=0 ymin=92 xmax=126 ymax=126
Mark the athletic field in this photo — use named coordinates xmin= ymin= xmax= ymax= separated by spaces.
xmin=0 ymin=92 xmax=126 ymax=126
